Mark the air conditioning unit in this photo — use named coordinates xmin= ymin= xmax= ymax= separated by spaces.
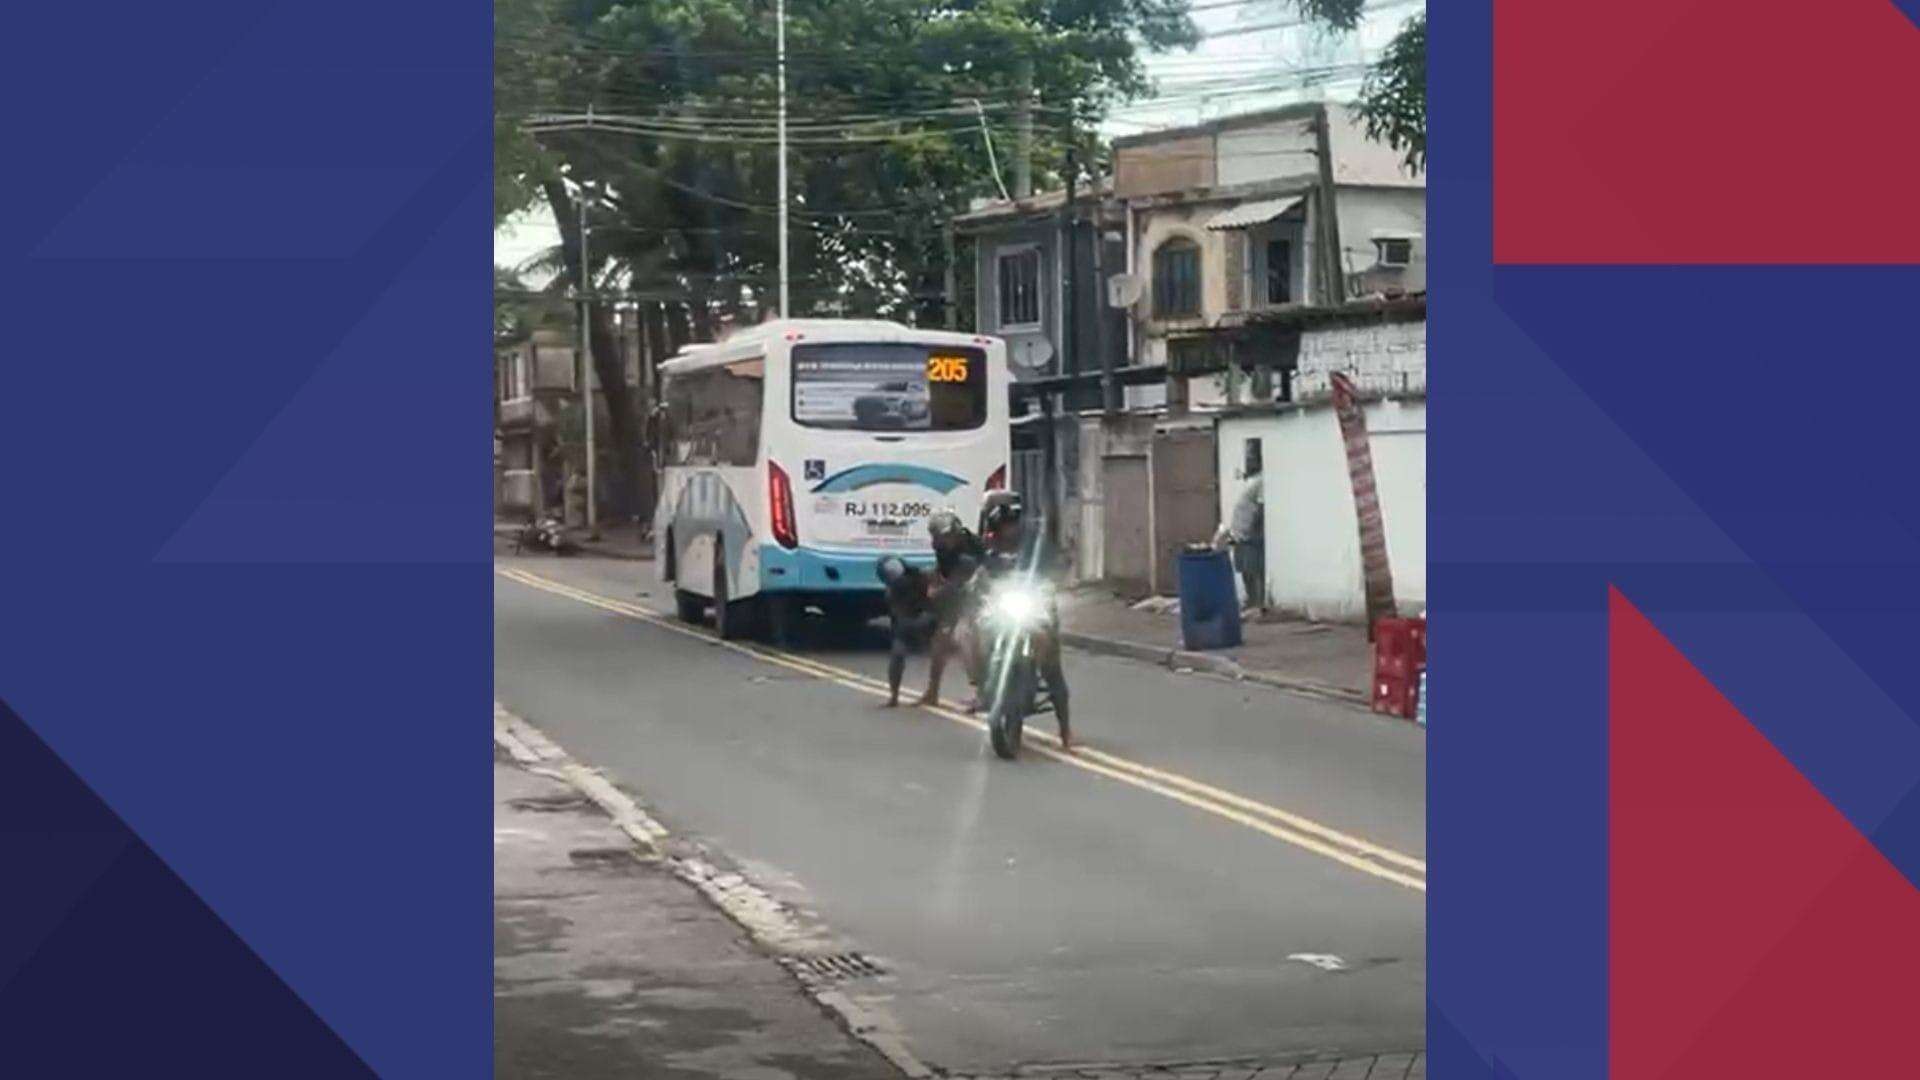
xmin=1371 ymin=233 xmax=1419 ymax=269
xmin=1107 ymin=273 xmax=1144 ymax=309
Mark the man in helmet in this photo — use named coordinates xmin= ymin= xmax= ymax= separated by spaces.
xmin=876 ymin=555 xmax=937 ymax=708
xmin=972 ymin=491 xmax=1073 ymax=747
xmin=978 ymin=491 xmax=1028 ymax=566
xmin=927 ymin=509 xmax=985 ymax=579
xmin=919 ymin=510 xmax=985 ymax=708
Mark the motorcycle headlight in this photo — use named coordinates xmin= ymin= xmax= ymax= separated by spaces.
xmin=989 ymin=584 xmax=1050 ymax=627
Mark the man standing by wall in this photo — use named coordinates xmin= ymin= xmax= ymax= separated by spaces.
xmin=1228 ymin=450 xmax=1267 ymax=613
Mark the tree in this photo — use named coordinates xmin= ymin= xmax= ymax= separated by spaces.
xmin=494 ymin=0 xmax=563 ymax=224
xmin=1354 ymin=11 xmax=1424 ymax=174
xmin=1289 ymin=0 xmax=1366 ymax=31
xmin=1261 ymin=2 xmax=1424 ymax=174
xmin=494 ymin=0 xmax=1201 ymax=520
xmin=494 ymin=266 xmax=546 ymax=350
xmin=498 ymin=0 xmax=1200 ymax=316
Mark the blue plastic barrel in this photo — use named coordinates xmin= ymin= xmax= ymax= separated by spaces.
xmin=1177 ymin=547 xmax=1243 ymax=651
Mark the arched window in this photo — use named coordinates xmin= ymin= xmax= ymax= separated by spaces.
xmin=1152 ymin=237 xmax=1201 ymax=319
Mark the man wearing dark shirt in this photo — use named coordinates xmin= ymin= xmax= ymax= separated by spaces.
xmin=921 ymin=512 xmax=986 ymax=708
xmin=876 ymin=555 xmax=937 ymax=708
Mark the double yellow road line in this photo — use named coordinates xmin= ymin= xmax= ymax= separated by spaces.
xmin=497 ymin=565 xmax=1427 ymax=893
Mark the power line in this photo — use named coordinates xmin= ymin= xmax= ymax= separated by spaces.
xmin=527 ymin=136 xmax=938 ymax=220
xmin=503 ymin=64 xmax=1349 ymax=132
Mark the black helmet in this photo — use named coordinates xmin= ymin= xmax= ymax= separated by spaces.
xmin=926 ymin=510 xmax=964 ymax=542
xmin=980 ymin=491 xmax=1024 ymax=535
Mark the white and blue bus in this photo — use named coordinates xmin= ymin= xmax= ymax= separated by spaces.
xmin=653 ymin=319 xmax=1011 ymax=640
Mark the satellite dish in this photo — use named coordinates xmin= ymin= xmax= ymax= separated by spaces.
xmin=1010 ymin=337 xmax=1055 ymax=373
xmin=1108 ymin=273 xmax=1144 ymax=309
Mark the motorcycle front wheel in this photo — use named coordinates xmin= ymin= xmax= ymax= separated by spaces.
xmin=987 ymin=658 xmax=1035 ymax=760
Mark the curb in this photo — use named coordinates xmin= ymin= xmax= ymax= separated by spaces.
xmin=493 ymin=524 xmax=654 ymax=562
xmin=1057 ymin=630 xmax=1372 ymax=710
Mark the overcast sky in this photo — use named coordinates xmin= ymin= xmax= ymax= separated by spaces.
xmin=494 ymin=1 xmax=1422 ymax=279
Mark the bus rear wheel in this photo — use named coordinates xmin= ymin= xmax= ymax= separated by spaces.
xmin=712 ymin=541 xmax=753 ymax=641
xmin=674 ymin=590 xmax=705 ymax=623
xmin=762 ymin=594 xmax=797 ymax=647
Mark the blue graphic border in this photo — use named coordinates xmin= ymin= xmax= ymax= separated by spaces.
xmin=0 ymin=1 xmax=490 ymax=1075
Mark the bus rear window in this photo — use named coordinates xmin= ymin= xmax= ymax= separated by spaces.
xmin=791 ymin=343 xmax=986 ymax=431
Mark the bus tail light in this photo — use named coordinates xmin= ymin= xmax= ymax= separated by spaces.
xmin=985 ymin=464 xmax=1007 ymax=492
xmin=769 ymin=461 xmax=799 ymax=549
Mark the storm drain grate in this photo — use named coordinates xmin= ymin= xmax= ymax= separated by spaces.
xmin=568 ymin=846 xmax=639 ymax=865
xmin=782 ymin=952 xmax=887 ymax=983
xmin=510 ymin=794 xmax=594 ymax=813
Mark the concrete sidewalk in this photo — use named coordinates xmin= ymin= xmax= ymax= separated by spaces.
xmin=1056 ymin=588 xmax=1374 ymax=708
xmin=494 ymin=752 xmax=900 ymax=1080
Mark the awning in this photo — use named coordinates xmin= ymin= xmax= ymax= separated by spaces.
xmin=1205 ymin=195 xmax=1306 ymax=231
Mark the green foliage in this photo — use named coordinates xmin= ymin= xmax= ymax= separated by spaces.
xmin=495 ymin=266 xmax=568 ymax=348
xmin=1355 ymin=11 xmax=1424 ymax=174
xmin=1271 ymin=2 xmax=1425 ymax=175
xmin=494 ymin=0 xmax=1200 ymax=323
xmin=494 ymin=0 xmax=565 ymax=223
xmin=494 ymin=267 xmax=534 ymax=347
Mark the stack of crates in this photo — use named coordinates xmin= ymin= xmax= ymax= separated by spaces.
xmin=1371 ymin=616 xmax=1427 ymax=720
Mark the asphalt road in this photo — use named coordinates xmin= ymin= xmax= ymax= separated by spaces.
xmin=494 ymin=550 xmax=1426 ymax=1075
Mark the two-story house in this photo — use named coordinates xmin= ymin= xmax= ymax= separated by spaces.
xmin=952 ymin=181 xmax=1131 ymax=403
xmin=1114 ymin=100 xmax=1425 ymax=410
xmin=946 ymin=101 xmax=1425 ymax=596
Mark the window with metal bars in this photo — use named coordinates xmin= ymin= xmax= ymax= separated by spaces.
xmin=995 ymin=247 xmax=1041 ymax=329
xmin=1153 ymin=238 xmax=1201 ymax=319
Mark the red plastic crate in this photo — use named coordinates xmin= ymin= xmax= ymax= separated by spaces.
xmin=1375 ymin=617 xmax=1428 ymax=663
xmin=1372 ymin=617 xmax=1427 ymax=720
xmin=1372 ymin=671 xmax=1418 ymax=719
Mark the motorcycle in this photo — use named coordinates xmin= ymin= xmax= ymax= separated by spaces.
xmin=514 ymin=514 xmax=575 ymax=556
xmin=970 ymin=559 xmax=1061 ymax=760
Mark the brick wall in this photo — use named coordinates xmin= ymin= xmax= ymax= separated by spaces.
xmin=1292 ymin=318 xmax=1426 ymax=401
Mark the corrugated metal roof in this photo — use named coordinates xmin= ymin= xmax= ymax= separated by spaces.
xmin=1205 ymin=195 xmax=1305 ymax=230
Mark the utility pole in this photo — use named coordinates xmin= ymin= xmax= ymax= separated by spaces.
xmin=942 ymin=222 xmax=957 ymax=330
xmin=578 ymin=191 xmax=599 ymax=538
xmin=776 ymin=0 xmax=791 ymax=317
xmin=1094 ymin=214 xmax=1115 ymax=415
xmin=1013 ymin=57 xmax=1034 ymax=199
xmin=1314 ymin=102 xmax=1348 ymax=306
xmin=1062 ymin=144 xmax=1078 ymax=382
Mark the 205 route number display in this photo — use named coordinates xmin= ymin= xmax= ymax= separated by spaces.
xmin=926 ymin=355 xmax=970 ymax=383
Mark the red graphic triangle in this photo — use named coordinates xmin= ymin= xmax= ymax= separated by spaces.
xmin=1497 ymin=0 xmax=1920 ymax=263
xmin=1610 ymin=589 xmax=1920 ymax=1078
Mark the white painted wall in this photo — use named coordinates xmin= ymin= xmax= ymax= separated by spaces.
xmin=1325 ymin=102 xmax=1423 ymax=188
xmin=1333 ymin=186 xmax=1427 ymax=294
xmin=1212 ymin=105 xmax=1419 ymax=191
xmin=1126 ymin=381 xmax=1170 ymax=411
xmin=1217 ymin=397 xmax=1425 ymax=622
